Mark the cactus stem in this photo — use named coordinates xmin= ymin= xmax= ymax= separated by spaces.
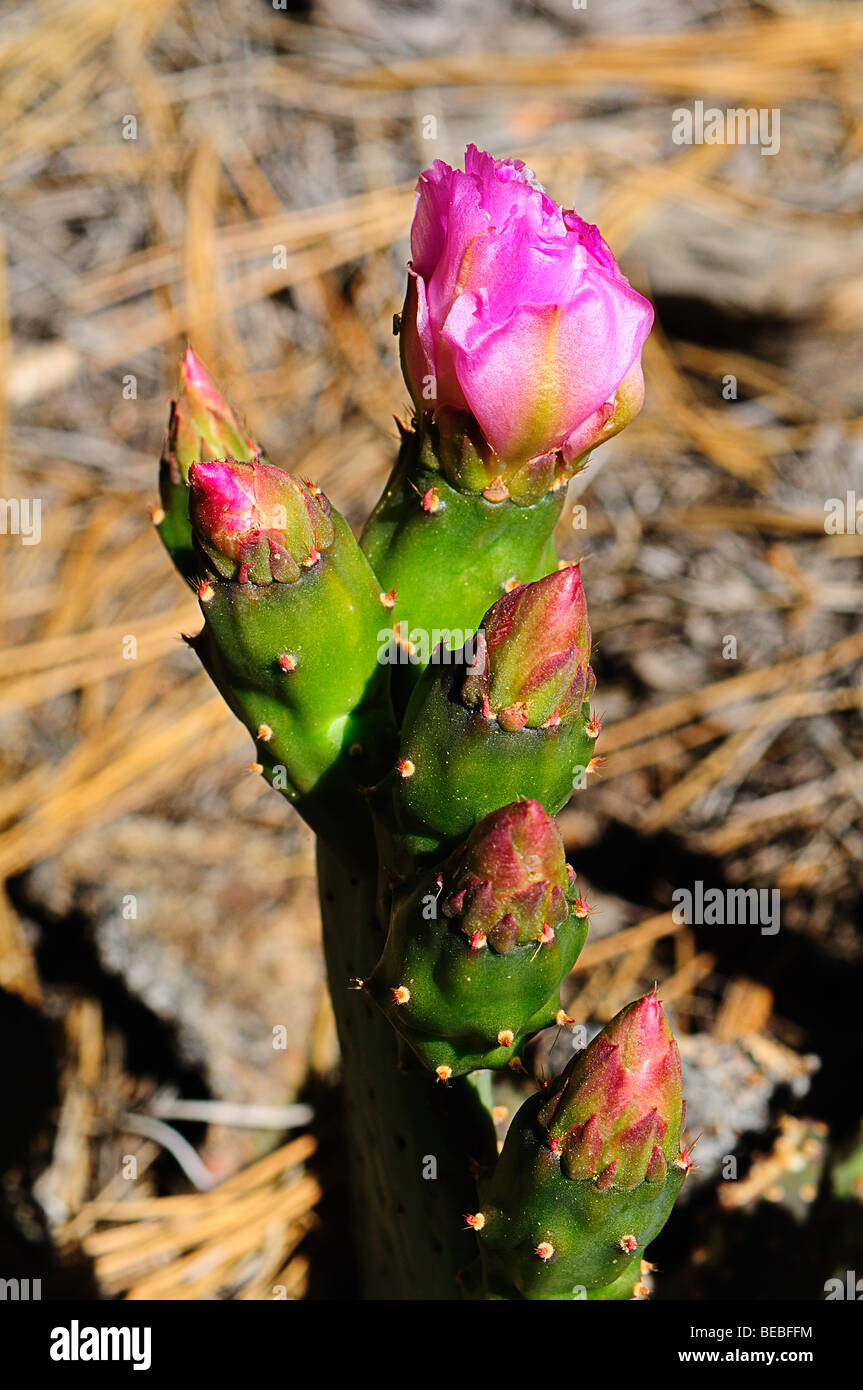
xmin=392 ymin=986 xmax=411 ymax=1005
xmin=535 ymin=1241 xmax=554 ymax=1261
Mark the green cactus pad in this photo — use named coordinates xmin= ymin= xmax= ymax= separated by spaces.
xmin=367 ymin=865 xmax=588 ymax=1077
xmin=360 ymin=428 xmax=563 ymax=697
xmin=388 ymin=649 xmax=596 ymax=864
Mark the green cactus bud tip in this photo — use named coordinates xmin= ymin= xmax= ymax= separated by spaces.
xmin=441 ymin=798 xmax=573 ymax=954
xmin=188 ymin=458 xmax=334 ymax=585
xmin=461 ymin=565 xmax=595 ymax=731
xmin=165 ymin=347 xmax=260 ymax=484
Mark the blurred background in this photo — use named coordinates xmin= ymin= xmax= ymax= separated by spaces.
xmin=1 ymin=0 xmax=862 ymax=1301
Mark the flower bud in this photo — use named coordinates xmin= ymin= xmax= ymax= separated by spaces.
xmin=166 ymin=347 xmax=260 ymax=482
xmin=540 ymin=991 xmax=684 ymax=1192
xmin=188 ymin=459 xmax=334 ymax=584
xmin=441 ymin=799 xmax=571 ymax=953
xmin=462 ymin=565 xmax=594 ymax=730
xmin=399 ymin=145 xmax=653 ymax=503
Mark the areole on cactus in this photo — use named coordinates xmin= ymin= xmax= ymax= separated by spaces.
xmin=153 ymin=145 xmax=688 ymax=1300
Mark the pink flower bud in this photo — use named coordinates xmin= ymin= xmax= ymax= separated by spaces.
xmin=539 ymin=991 xmax=685 ymax=1191
xmin=441 ymin=799 xmax=570 ymax=954
xmin=188 ymin=459 xmax=333 ymax=585
xmin=400 ymin=146 xmax=653 ymax=501
xmin=167 ymin=348 xmax=260 ymax=482
xmin=462 ymin=565 xmax=594 ymax=729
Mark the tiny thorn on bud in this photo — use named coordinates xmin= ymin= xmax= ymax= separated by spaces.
xmin=619 ymin=1234 xmax=638 ymax=1254
xmin=392 ymin=985 xmax=411 ymax=1006
xmin=497 ymin=1029 xmax=514 ymax=1048
xmin=566 ymin=864 xmax=576 ymax=884
xmin=632 ymin=1283 xmax=651 ymax=1301
xmin=675 ymin=1147 xmax=693 ymax=1172
xmin=468 ymin=929 xmax=487 ymax=951
xmin=347 ymin=978 xmax=366 ymax=991
xmin=197 ymin=581 xmax=215 ymax=602
xmin=555 ymin=1009 xmax=574 ymax=1028
xmin=572 ymin=897 xmax=591 ymax=919
xmin=482 ymin=477 xmax=509 ymax=503
xmin=587 ymin=757 xmax=604 ymax=776
xmin=247 ymin=762 xmax=264 ymax=775
xmin=508 ymin=1056 xmax=527 ymax=1075
xmin=348 ymin=742 xmax=363 ymax=757
xmin=548 ymin=1136 xmax=563 ymax=1155
xmin=256 ymin=723 xmax=273 ymax=743
xmin=392 ymin=312 xmax=401 ymax=335
xmin=585 ymin=712 xmax=602 ymax=739
xmin=541 ymin=708 xmax=561 ymax=728
xmin=421 ymin=486 xmax=442 ymax=513
xmin=465 ymin=1212 xmax=485 ymax=1231
xmin=277 ymin=652 xmax=297 ymax=672
xmin=397 ymin=758 xmax=415 ymax=779
xmin=435 ymin=1065 xmax=452 ymax=1085
xmin=503 ymin=576 xmax=521 ymax=593
xmin=481 ymin=694 xmax=493 ymax=720
xmin=535 ymin=1241 xmax=554 ymax=1262
xmin=302 ymin=547 xmax=320 ymax=568
xmin=536 ymin=922 xmax=555 ymax=945
xmin=492 ymin=1106 xmax=508 ymax=1124
xmin=149 ymin=504 xmax=165 ymax=525
xmin=379 ymin=588 xmax=397 ymax=608
xmin=640 ymin=1260 xmax=657 ymax=1275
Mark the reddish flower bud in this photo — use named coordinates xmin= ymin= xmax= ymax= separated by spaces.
xmin=440 ymin=799 xmax=571 ymax=954
xmin=461 ymin=565 xmax=594 ymax=729
xmin=188 ymin=458 xmax=334 ymax=584
xmin=166 ymin=348 xmax=260 ymax=482
xmin=539 ymin=991 xmax=684 ymax=1191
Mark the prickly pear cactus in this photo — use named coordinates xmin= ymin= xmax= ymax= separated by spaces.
xmin=153 ymin=145 xmax=689 ymax=1299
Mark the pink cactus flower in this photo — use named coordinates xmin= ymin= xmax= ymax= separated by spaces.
xmin=400 ymin=146 xmax=653 ymax=488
